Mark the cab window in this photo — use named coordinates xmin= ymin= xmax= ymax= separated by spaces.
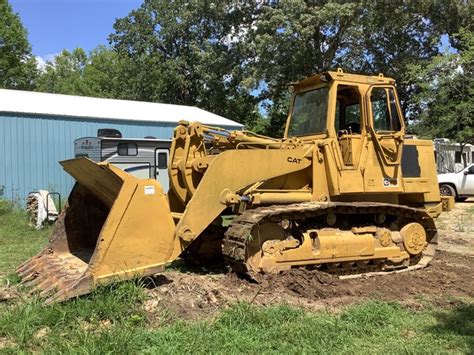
xmin=370 ymin=87 xmax=402 ymax=132
xmin=288 ymin=87 xmax=329 ymax=137
xmin=335 ymin=85 xmax=362 ymax=134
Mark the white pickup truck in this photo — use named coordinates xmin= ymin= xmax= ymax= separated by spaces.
xmin=438 ymin=163 xmax=474 ymax=201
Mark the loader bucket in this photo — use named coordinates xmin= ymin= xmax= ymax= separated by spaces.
xmin=16 ymin=158 xmax=177 ymax=303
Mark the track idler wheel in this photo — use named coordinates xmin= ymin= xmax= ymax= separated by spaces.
xmin=400 ymin=222 xmax=427 ymax=255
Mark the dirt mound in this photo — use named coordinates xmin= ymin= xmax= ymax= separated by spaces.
xmin=259 ymin=268 xmax=339 ymax=299
xmin=259 ymin=250 xmax=473 ymax=303
xmin=143 ymin=250 xmax=473 ymax=321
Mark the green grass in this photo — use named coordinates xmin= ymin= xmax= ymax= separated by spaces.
xmin=1 ymin=296 xmax=472 ymax=353
xmin=139 ymin=301 xmax=474 ymax=354
xmin=0 ymin=200 xmax=50 ymax=280
xmin=0 ymin=281 xmax=148 ymax=353
xmin=0 ymin=200 xmax=473 ymax=353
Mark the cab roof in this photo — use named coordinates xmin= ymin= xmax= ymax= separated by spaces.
xmin=292 ymin=69 xmax=395 ymax=89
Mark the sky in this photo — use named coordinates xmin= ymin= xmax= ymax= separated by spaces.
xmin=9 ymin=0 xmax=143 ymax=62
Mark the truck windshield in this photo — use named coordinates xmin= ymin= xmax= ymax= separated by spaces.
xmin=288 ymin=87 xmax=329 ymax=137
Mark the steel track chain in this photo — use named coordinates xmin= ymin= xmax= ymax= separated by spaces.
xmin=222 ymin=201 xmax=438 ymax=279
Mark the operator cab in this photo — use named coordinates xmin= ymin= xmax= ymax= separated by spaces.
xmin=285 ymin=69 xmax=405 ymax=167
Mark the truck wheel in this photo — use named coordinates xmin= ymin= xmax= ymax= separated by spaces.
xmin=439 ymin=184 xmax=456 ymax=198
xmin=456 ymin=197 xmax=468 ymax=202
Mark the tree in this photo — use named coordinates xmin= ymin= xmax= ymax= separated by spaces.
xmin=82 ymin=46 xmax=128 ymax=99
xmin=0 ymin=0 xmax=37 ymax=89
xmin=36 ymin=46 xmax=129 ymax=99
xmin=242 ymin=0 xmax=463 ymax=136
xmin=37 ymin=0 xmax=471 ymax=137
xmin=36 ymin=48 xmax=90 ymax=95
xmin=244 ymin=1 xmax=368 ymax=135
xmin=409 ymin=28 xmax=473 ymax=166
xmin=109 ymin=0 xmax=262 ymax=129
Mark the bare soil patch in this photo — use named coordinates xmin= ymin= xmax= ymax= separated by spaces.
xmin=145 ymin=250 xmax=472 ymax=322
xmin=145 ymin=200 xmax=474 ymax=321
xmin=0 ymin=337 xmax=16 ymax=350
xmin=0 ymin=276 xmax=20 ymax=302
xmin=436 ymin=199 xmax=474 ymax=255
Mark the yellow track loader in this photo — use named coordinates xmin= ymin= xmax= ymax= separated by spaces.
xmin=17 ymin=69 xmax=450 ymax=302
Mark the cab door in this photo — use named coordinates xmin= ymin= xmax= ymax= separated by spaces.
xmin=364 ymin=85 xmax=405 ymax=192
xmin=334 ymin=84 xmax=364 ymax=168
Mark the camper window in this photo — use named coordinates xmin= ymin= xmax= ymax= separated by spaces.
xmin=118 ymin=143 xmax=138 ymax=156
xmin=157 ymin=152 xmax=167 ymax=169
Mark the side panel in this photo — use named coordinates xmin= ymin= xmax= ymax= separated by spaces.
xmin=172 ymin=148 xmax=313 ymax=258
xmin=401 ymin=139 xmax=440 ymax=203
xmin=363 ymin=139 xmax=403 ymax=192
xmin=93 ymin=178 xmax=176 ymax=280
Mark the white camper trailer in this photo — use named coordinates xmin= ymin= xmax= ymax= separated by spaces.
xmin=74 ymin=129 xmax=171 ymax=191
xmin=434 ymin=138 xmax=474 ymax=174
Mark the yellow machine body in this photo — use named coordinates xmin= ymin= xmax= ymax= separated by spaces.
xmin=18 ymin=70 xmax=447 ymax=302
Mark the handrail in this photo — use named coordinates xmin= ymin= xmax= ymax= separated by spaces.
xmin=369 ymin=127 xmax=404 ymax=166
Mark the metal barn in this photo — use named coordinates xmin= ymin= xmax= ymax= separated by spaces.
xmin=0 ymin=89 xmax=243 ymax=203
